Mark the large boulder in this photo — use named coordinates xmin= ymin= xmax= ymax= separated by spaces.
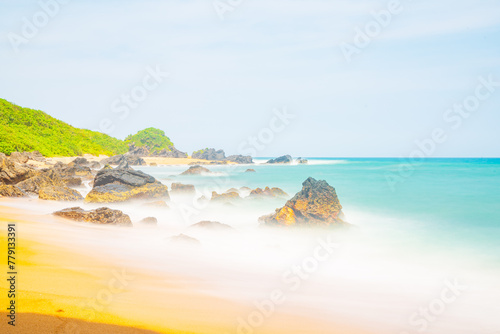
xmin=101 ymin=154 xmax=146 ymax=166
xmin=0 ymin=153 xmax=35 ymax=184
xmin=39 ymin=186 xmax=83 ymax=201
xmin=259 ymin=177 xmax=347 ymax=227
xmin=16 ymin=169 xmax=64 ymax=195
xmin=267 ymin=155 xmax=293 ymax=164
xmin=180 ymin=165 xmax=211 ymax=175
xmin=192 ymin=148 xmax=225 ymax=161
xmin=0 ymin=185 xmax=27 ymax=197
xmin=9 ymin=152 xmax=29 ymax=164
xmin=53 ymin=207 xmax=132 ymax=226
xmin=85 ymin=168 xmax=169 ymax=203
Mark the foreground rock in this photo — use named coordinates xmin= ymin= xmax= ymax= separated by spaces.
xmin=39 ymin=186 xmax=83 ymax=201
xmin=85 ymin=168 xmax=169 ymax=203
xmin=267 ymin=155 xmax=293 ymax=164
xmin=259 ymin=177 xmax=347 ymax=227
xmin=53 ymin=207 xmax=132 ymax=226
xmin=16 ymin=169 xmax=64 ymax=195
xmin=249 ymin=187 xmax=288 ymax=198
xmin=0 ymin=153 xmax=35 ymax=184
xmin=0 ymin=185 xmax=26 ymax=197
xmin=180 ymin=165 xmax=211 ymax=175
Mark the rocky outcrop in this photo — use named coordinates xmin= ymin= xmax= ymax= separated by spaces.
xmin=267 ymin=155 xmax=293 ymax=164
xmin=249 ymin=187 xmax=288 ymax=198
xmin=189 ymin=221 xmax=233 ymax=230
xmin=16 ymin=169 xmax=64 ymax=195
xmin=297 ymin=158 xmax=308 ymax=164
xmin=259 ymin=177 xmax=347 ymax=227
xmin=101 ymin=154 xmax=146 ymax=166
xmin=0 ymin=185 xmax=27 ymax=197
xmin=226 ymin=155 xmax=253 ymax=164
xmin=0 ymin=153 xmax=35 ymax=184
xmin=211 ymin=191 xmax=241 ymax=202
xmin=171 ymin=183 xmax=195 ymax=194
xmin=192 ymin=148 xmax=225 ymax=161
xmin=128 ymin=144 xmax=150 ymax=156
xmin=39 ymin=186 xmax=83 ymax=201
xmin=89 ymin=161 xmax=101 ymax=169
xmin=128 ymin=144 xmax=188 ymax=158
xmin=85 ymin=167 xmax=169 ymax=203
xmin=53 ymin=207 xmax=132 ymax=226
xmin=180 ymin=165 xmax=211 ymax=175
xmin=8 ymin=151 xmax=45 ymax=163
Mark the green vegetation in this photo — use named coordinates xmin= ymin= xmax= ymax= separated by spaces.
xmin=125 ymin=127 xmax=174 ymax=153
xmin=0 ymin=98 xmax=128 ymax=157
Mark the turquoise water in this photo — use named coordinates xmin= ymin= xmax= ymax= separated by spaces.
xmin=144 ymin=158 xmax=500 ymax=263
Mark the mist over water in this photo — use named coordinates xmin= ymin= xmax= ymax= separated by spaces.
xmin=8 ymin=158 xmax=500 ymax=333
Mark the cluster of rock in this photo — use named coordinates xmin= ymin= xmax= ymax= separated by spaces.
xmin=53 ymin=207 xmax=132 ymax=226
xmin=128 ymin=144 xmax=188 ymax=158
xmin=259 ymin=177 xmax=347 ymax=227
xmin=267 ymin=155 xmax=293 ymax=164
xmin=101 ymin=154 xmax=146 ymax=166
xmin=192 ymin=148 xmax=253 ymax=164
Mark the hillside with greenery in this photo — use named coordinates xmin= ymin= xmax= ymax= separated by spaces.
xmin=0 ymin=98 xmax=128 ymax=157
xmin=125 ymin=127 xmax=174 ymax=153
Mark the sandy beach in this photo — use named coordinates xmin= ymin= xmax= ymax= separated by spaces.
xmin=0 ymin=200 xmax=374 ymax=334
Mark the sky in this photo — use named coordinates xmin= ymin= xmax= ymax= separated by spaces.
xmin=0 ymin=0 xmax=499 ymax=157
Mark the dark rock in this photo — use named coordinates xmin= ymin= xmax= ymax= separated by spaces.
xmin=152 ymin=147 xmax=188 ymax=158
xmin=128 ymin=144 xmax=151 ymax=156
xmin=259 ymin=177 xmax=347 ymax=227
xmin=85 ymin=168 xmax=169 ymax=203
xmin=0 ymin=185 xmax=27 ymax=197
xmin=102 ymin=154 xmax=146 ymax=166
xmin=267 ymin=155 xmax=293 ymax=164
xmin=297 ymin=158 xmax=308 ymax=164
xmin=180 ymin=165 xmax=211 ymax=175
xmin=39 ymin=186 xmax=83 ymax=201
xmin=226 ymin=155 xmax=253 ymax=164
xmin=89 ymin=161 xmax=101 ymax=169
xmin=71 ymin=157 xmax=89 ymax=166
xmin=245 ymin=169 xmax=256 ymax=173
xmin=53 ymin=207 xmax=132 ymax=226
xmin=62 ymin=176 xmax=82 ymax=187
xmin=192 ymin=148 xmax=226 ymax=161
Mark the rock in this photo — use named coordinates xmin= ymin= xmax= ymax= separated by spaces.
xmin=89 ymin=161 xmax=101 ymax=169
xmin=168 ymin=234 xmax=201 ymax=245
xmin=0 ymin=185 xmax=27 ymax=197
xmin=245 ymin=169 xmax=256 ymax=173
xmin=9 ymin=152 xmax=29 ymax=164
xmin=138 ymin=217 xmax=158 ymax=225
xmin=152 ymin=147 xmax=188 ymax=158
xmin=259 ymin=177 xmax=347 ymax=227
xmin=267 ymin=155 xmax=293 ymax=164
xmin=128 ymin=144 xmax=151 ymax=156
xmin=53 ymin=207 xmax=132 ymax=226
xmin=180 ymin=165 xmax=211 ymax=175
xmin=117 ymin=159 xmax=131 ymax=170
xmin=142 ymin=200 xmax=169 ymax=208
xmin=297 ymin=158 xmax=308 ymax=164
xmin=62 ymin=176 xmax=82 ymax=187
xmin=171 ymin=183 xmax=196 ymax=194
xmin=190 ymin=221 xmax=233 ymax=230
xmin=71 ymin=157 xmax=89 ymax=166
xmin=16 ymin=169 xmax=64 ymax=195
xmin=85 ymin=168 xmax=169 ymax=203
xmin=192 ymin=148 xmax=226 ymax=161
xmin=211 ymin=191 xmax=241 ymax=202
xmin=101 ymin=154 xmax=146 ymax=166
xmin=226 ymin=155 xmax=253 ymax=164
xmin=39 ymin=186 xmax=83 ymax=201
xmin=0 ymin=153 xmax=35 ymax=184
xmin=249 ymin=187 xmax=288 ymax=198
xmin=26 ymin=151 xmax=45 ymax=162
xmin=150 ymin=163 xmax=157 ymax=166
xmin=53 ymin=161 xmax=92 ymax=178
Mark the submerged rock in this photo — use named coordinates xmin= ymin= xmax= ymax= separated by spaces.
xmin=39 ymin=186 xmax=83 ymax=201
xmin=245 ymin=169 xmax=256 ymax=173
xmin=171 ymin=182 xmax=196 ymax=194
xmin=138 ymin=217 xmax=158 ymax=225
xmin=53 ymin=207 xmax=132 ymax=226
xmin=259 ymin=177 xmax=347 ymax=227
xmin=249 ymin=187 xmax=288 ymax=198
xmin=180 ymin=165 xmax=211 ymax=175
xmin=267 ymin=155 xmax=293 ymax=164
xmin=168 ymin=234 xmax=201 ymax=245
xmin=190 ymin=221 xmax=233 ymax=230
xmin=0 ymin=185 xmax=27 ymax=197
xmin=85 ymin=168 xmax=169 ymax=203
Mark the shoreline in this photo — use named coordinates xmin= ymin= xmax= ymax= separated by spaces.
xmin=0 ymin=201 xmax=374 ymax=334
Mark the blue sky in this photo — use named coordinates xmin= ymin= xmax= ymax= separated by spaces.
xmin=0 ymin=0 xmax=499 ymax=157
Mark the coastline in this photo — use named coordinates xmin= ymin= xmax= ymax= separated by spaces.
xmin=0 ymin=201 xmax=374 ymax=334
